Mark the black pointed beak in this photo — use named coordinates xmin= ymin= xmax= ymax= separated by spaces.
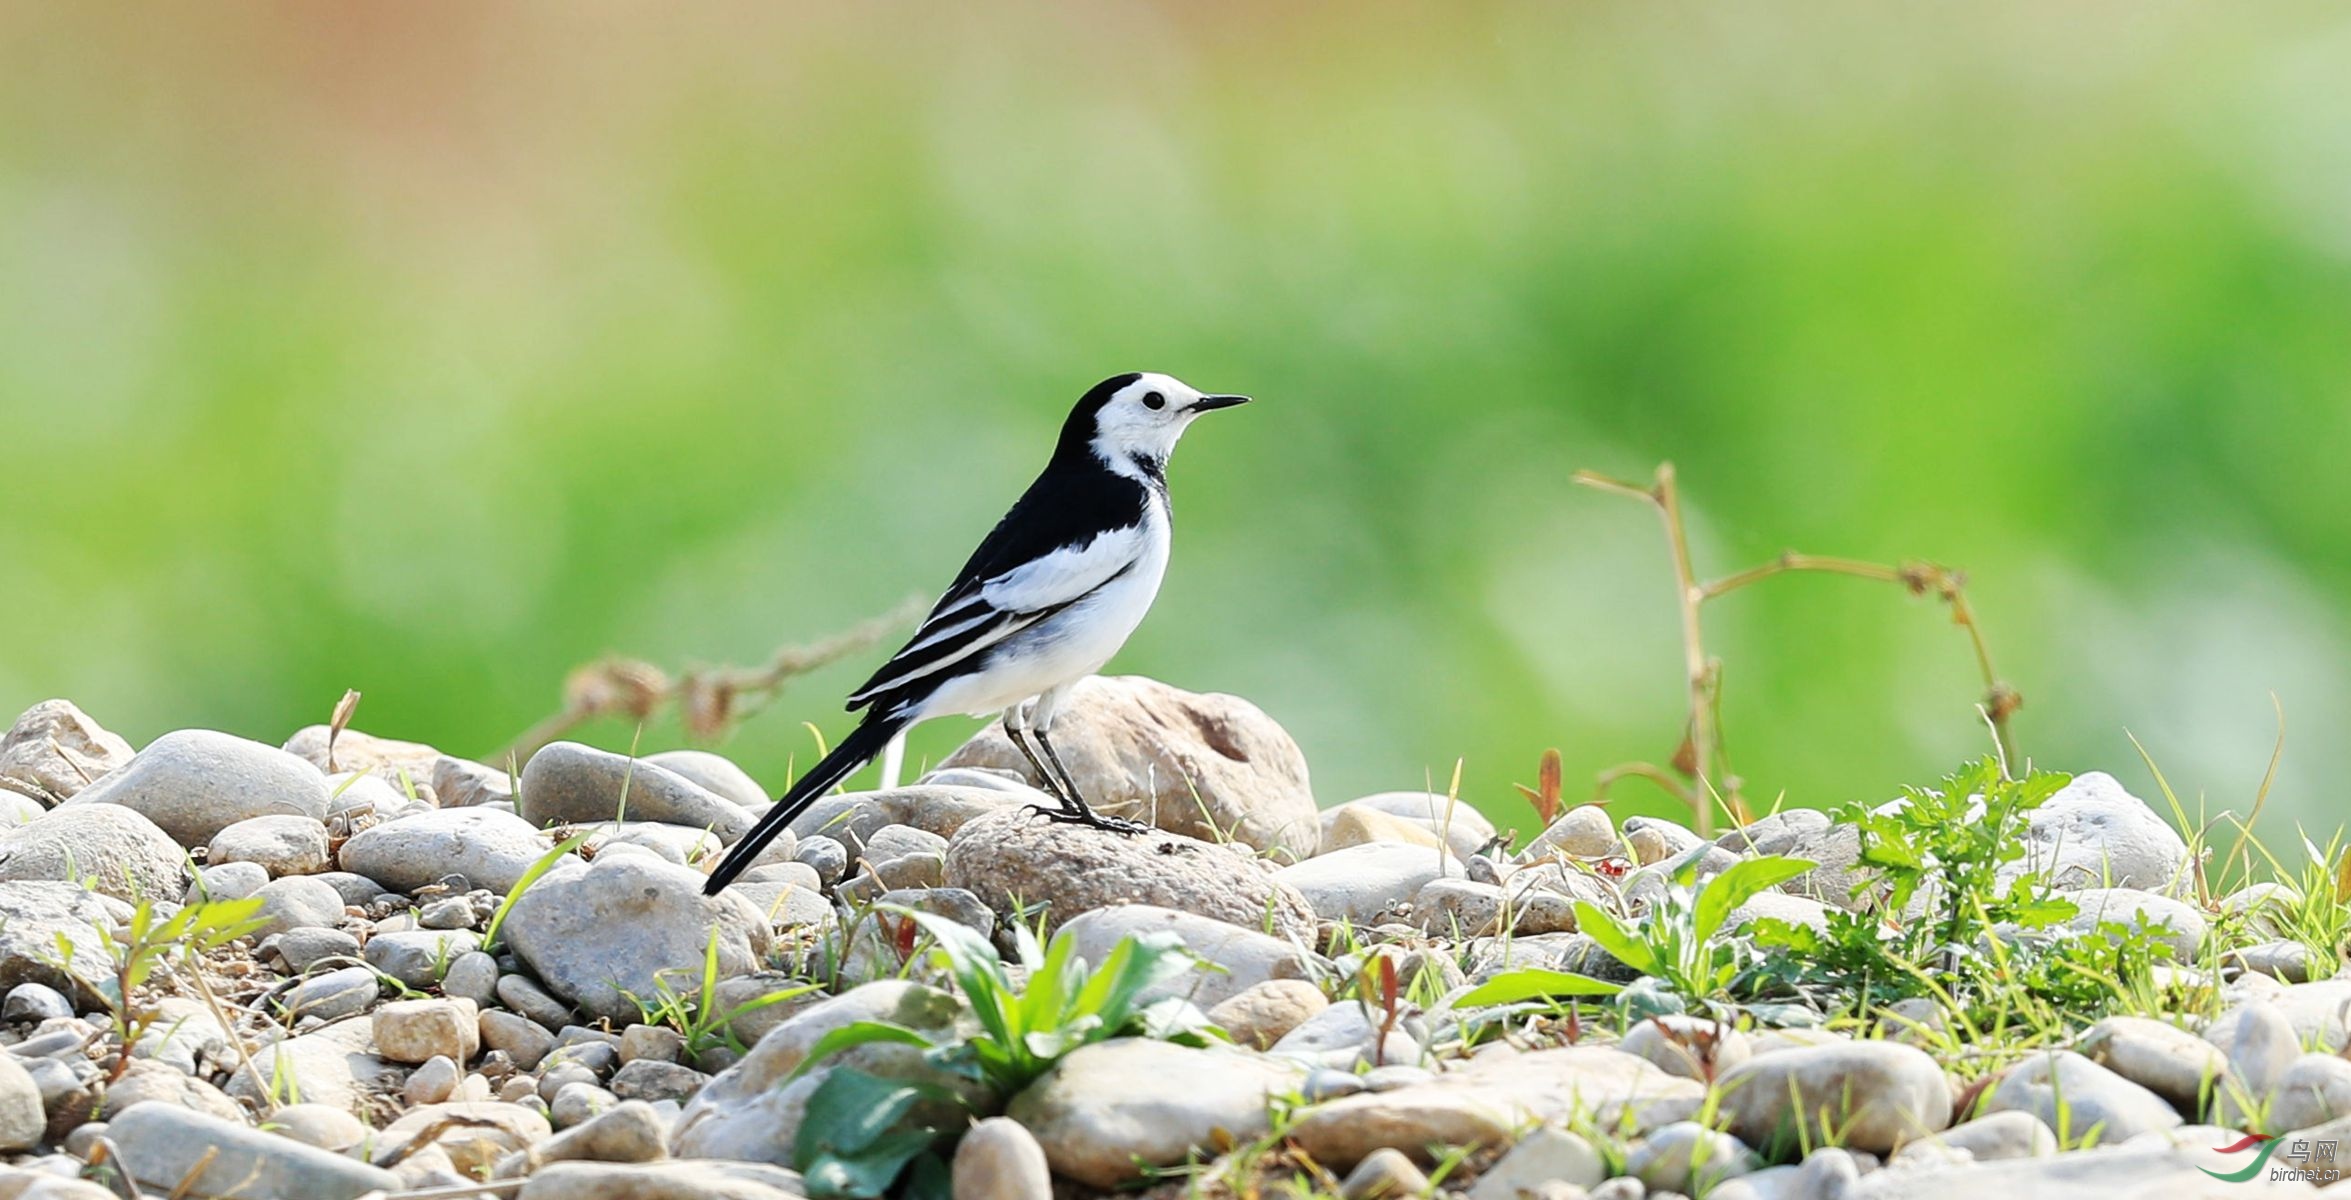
xmin=1186 ymin=394 xmax=1251 ymax=413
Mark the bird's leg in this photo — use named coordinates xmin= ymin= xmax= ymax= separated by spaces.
xmin=1002 ymin=720 xmax=1067 ymax=803
xmin=1031 ymin=726 xmax=1148 ymax=836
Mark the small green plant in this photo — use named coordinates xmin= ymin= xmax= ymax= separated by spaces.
xmin=80 ymin=897 xmax=266 ymax=1082
xmin=626 ymin=926 xmax=817 ymax=1058
xmin=1575 ymin=854 xmax=1815 ymax=1008
xmin=1752 ymin=757 xmax=2089 ymax=1020
xmin=1844 ymin=756 xmax=2077 ymax=960
xmin=787 ymin=908 xmax=1216 ymax=1198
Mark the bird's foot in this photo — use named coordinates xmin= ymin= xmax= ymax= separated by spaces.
xmin=1022 ymin=804 xmax=1151 ymax=837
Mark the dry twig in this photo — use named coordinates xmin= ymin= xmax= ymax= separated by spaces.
xmin=501 ymin=596 xmax=925 ymax=762
xmin=1573 ymin=462 xmax=2021 ymax=835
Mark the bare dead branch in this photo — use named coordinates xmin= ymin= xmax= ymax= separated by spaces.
xmin=501 ymin=596 xmax=925 ymax=763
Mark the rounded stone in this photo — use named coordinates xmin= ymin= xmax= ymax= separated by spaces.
xmin=937 ymin=676 xmax=1319 ymax=857
xmin=643 ymin=750 xmax=768 ymax=808
xmin=0 ymin=805 xmax=188 ymax=903
xmin=944 ymin=809 xmax=1316 ymax=939
xmin=953 ymin=1116 xmax=1053 ymax=1200
xmin=64 ymin=729 xmax=330 ymax=847
xmin=518 ymin=742 xmax=752 ymax=841
xmin=208 ymin=815 xmax=332 ymax=877
xmin=1716 ymin=1041 xmax=1952 ymax=1155
xmin=338 ymin=807 xmax=553 ymax=895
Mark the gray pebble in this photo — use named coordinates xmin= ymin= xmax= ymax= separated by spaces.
xmin=441 ymin=951 xmax=502 ymax=1009
xmin=190 ymin=861 xmax=269 ymax=903
xmin=312 ymin=871 xmax=391 ymax=906
xmin=610 ymin=1058 xmax=707 ymax=1103
xmin=274 ymin=927 xmax=363 ymax=974
xmin=479 ymin=1011 xmax=555 ymax=1071
xmin=363 ymin=930 xmax=480 ymax=990
xmin=279 ymin=966 xmax=380 ymax=1023
xmin=794 ymin=836 xmax=848 ymax=887
xmin=418 ymin=897 xmax=478 ymax=930
xmin=252 ymin=876 xmax=346 ymax=938
xmin=495 ymin=975 xmax=575 ymax=1032
xmin=403 ymin=1056 xmax=461 ymax=1106
xmin=2 ymin=984 xmax=72 ymax=1025
xmin=548 ymin=1080 xmax=617 ymax=1129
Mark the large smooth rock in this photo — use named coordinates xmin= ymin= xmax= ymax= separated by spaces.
xmin=942 ymin=808 xmax=1316 ymax=939
xmin=65 ymin=729 xmax=331 ymax=847
xmin=283 ymin=724 xmax=442 ymax=789
xmin=338 ymin=807 xmax=552 ymax=895
xmin=644 ymin=750 xmax=768 ymax=808
xmin=209 ymin=814 xmax=332 ymax=877
xmin=936 ymin=676 xmax=1319 ymax=857
xmin=503 ymin=852 xmax=771 ymax=1023
xmin=2011 ymin=771 xmax=2190 ymax=893
xmin=787 ymin=785 xmax=1035 ymax=846
xmin=1715 ymin=1042 xmax=1952 ymax=1155
xmin=1984 ymin=1051 xmax=2181 ymax=1145
xmin=0 ymin=699 xmax=133 ymax=805
xmin=1276 ymin=841 xmax=1461 ymax=925
xmin=107 ymin=1103 xmax=400 ymax=1199
xmin=519 ymin=742 xmax=754 ymax=842
xmin=1008 ymin=1039 xmax=1308 ymax=1188
xmin=0 ymin=804 xmax=187 ymax=902
xmin=0 ymin=882 xmax=131 ymax=1006
xmin=673 ymin=981 xmax=980 ymax=1166
xmin=1054 ymin=905 xmax=1324 ymax=1009
xmin=1320 ymin=793 xmax=1497 ymax=860
xmin=1287 ymin=1047 xmax=1704 ymax=1168
xmin=2076 ymin=1016 xmax=2227 ymax=1112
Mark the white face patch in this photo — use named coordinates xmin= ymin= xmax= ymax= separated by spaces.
xmin=1089 ymin=372 xmax=1211 ymax=477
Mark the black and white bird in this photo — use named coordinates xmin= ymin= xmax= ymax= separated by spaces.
xmin=703 ymin=372 xmax=1249 ymax=895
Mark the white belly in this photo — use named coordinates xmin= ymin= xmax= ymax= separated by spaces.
xmin=919 ymin=513 xmax=1170 ymax=719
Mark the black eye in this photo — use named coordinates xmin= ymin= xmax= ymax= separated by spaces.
xmin=1141 ymin=391 xmax=1165 ymax=410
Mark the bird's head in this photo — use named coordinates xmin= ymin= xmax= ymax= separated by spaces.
xmin=1061 ymin=371 xmax=1249 ymax=481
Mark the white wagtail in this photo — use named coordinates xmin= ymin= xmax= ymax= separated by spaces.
xmin=704 ymin=372 xmax=1249 ymax=894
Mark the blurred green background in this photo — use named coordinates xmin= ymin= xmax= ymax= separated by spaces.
xmin=5 ymin=3 xmax=2349 ymax=840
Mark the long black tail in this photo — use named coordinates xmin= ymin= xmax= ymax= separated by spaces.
xmin=703 ymin=712 xmax=909 ymax=895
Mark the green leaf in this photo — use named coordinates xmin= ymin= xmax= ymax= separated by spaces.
xmin=888 ymin=908 xmax=1018 ymax=1049
xmin=1693 ymin=855 xmax=1816 ymax=943
xmin=793 ymin=1068 xmax=940 ymax=1198
xmin=1570 ymin=901 xmax=1656 ymax=975
xmin=1454 ymin=968 xmax=1625 ymax=1007
xmin=790 ymin=1021 xmax=942 ymax=1080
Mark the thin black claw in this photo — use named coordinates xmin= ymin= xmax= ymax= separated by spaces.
xmin=1023 ymin=804 xmax=1150 ymax=836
